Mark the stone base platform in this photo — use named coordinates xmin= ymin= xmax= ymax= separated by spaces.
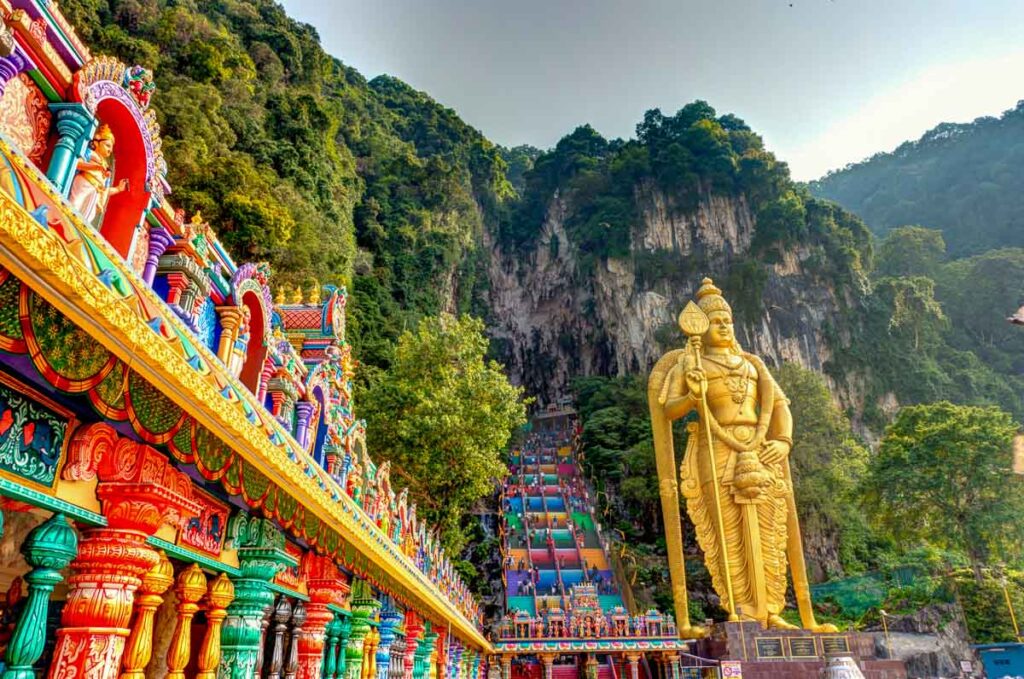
xmin=693 ymin=621 xmax=907 ymax=679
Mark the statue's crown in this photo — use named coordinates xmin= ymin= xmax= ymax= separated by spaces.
xmin=94 ymin=124 xmax=114 ymax=142
xmin=696 ymin=277 xmax=731 ymax=315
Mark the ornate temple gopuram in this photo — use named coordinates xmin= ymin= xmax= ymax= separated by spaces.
xmin=0 ymin=3 xmax=487 ymax=678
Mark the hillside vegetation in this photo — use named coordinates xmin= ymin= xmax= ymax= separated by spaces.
xmin=811 ymin=101 xmax=1024 ymax=257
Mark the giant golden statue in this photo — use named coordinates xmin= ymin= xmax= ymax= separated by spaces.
xmin=649 ymin=278 xmax=836 ymax=637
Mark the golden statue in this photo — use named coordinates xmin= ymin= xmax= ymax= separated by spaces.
xmin=648 ymin=278 xmax=836 ymax=637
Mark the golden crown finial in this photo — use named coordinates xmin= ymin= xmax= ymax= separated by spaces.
xmin=175 ymin=563 xmax=208 ymax=601
xmin=141 ymin=550 xmax=175 ymax=593
xmin=206 ymin=572 xmax=235 ymax=609
xmin=307 ymin=282 xmax=321 ymax=305
xmin=695 ymin=277 xmax=731 ymax=315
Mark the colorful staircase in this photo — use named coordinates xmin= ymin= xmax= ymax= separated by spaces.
xmin=500 ymin=411 xmax=625 ymax=618
xmin=494 ymin=408 xmax=695 ymax=676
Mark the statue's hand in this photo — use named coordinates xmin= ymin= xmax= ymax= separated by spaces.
xmin=684 ymin=369 xmax=706 ymax=399
xmin=759 ymin=440 xmax=790 ymax=465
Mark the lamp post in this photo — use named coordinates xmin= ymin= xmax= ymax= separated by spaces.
xmin=999 ymin=571 xmax=1021 ymax=641
xmin=878 ymin=609 xmax=891 ymax=659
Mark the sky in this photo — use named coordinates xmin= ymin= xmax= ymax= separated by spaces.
xmin=280 ymin=0 xmax=1024 ymax=181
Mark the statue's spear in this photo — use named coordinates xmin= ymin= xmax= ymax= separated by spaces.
xmin=678 ymin=301 xmax=739 ymax=622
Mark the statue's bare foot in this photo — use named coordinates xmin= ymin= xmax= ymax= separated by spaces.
xmin=679 ymin=624 xmax=707 ymax=639
xmin=808 ymin=622 xmax=839 ymax=633
xmin=767 ymin=615 xmax=799 ymax=630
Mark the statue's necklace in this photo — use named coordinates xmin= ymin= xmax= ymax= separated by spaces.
xmin=704 ymin=354 xmax=750 ymax=404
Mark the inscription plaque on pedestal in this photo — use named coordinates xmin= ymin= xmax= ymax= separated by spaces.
xmin=788 ymin=637 xmax=818 ymax=659
xmin=821 ymin=636 xmax=851 ymax=655
xmin=755 ymin=638 xmax=785 ymax=659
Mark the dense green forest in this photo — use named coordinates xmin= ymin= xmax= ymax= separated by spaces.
xmin=495 ymin=108 xmax=870 ymax=290
xmin=811 ymin=101 xmax=1024 ymax=257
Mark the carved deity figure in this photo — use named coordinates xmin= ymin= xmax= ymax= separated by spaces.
xmin=68 ymin=124 xmax=128 ymax=225
xmin=348 ymin=458 xmax=362 ymax=506
xmin=649 ymin=278 xmax=836 ymax=635
xmin=394 ymin=488 xmax=408 ymax=544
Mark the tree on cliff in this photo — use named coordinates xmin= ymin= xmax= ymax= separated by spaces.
xmin=874 ymin=226 xmax=946 ymax=278
xmin=775 ymin=363 xmax=875 ymax=576
xmin=863 ymin=401 xmax=1024 ymax=577
xmin=360 ymin=314 xmax=527 ymax=554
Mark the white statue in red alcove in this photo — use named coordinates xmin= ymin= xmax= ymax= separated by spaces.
xmin=68 ymin=123 xmax=128 ymax=225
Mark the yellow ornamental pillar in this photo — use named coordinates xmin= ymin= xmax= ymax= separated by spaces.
xmin=215 ymin=307 xmax=245 ymax=373
xmin=166 ymin=564 xmax=207 ymax=679
xmin=196 ymin=573 xmax=234 ymax=679
xmin=364 ymin=627 xmax=380 ymax=679
xmin=119 ymin=551 xmax=174 ymax=679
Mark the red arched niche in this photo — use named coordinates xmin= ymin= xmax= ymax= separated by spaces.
xmin=238 ymin=289 xmax=268 ymax=394
xmin=94 ymin=97 xmax=149 ymax=258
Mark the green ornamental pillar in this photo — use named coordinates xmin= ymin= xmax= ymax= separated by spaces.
xmin=217 ymin=517 xmax=296 ymax=679
xmin=2 ymin=514 xmax=77 ymax=679
xmin=322 ymin=612 xmax=344 ymax=679
xmin=345 ymin=580 xmax=381 ymax=679
xmin=413 ymin=624 xmax=438 ymax=679
xmin=46 ymin=103 xmax=97 ymax=195
xmin=336 ymin=612 xmax=352 ymax=679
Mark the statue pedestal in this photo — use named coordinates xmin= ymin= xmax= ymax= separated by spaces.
xmin=694 ymin=622 xmax=907 ymax=679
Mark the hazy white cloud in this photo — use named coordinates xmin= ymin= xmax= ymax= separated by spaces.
xmin=778 ymin=50 xmax=1024 ymax=181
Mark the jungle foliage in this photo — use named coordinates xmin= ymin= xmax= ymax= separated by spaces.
xmin=825 ymin=226 xmax=1024 ymax=428
xmin=863 ymin=401 xmax=1024 ymax=575
xmin=811 ymin=101 xmax=1024 ymax=257
xmin=359 ymin=315 xmax=527 ymax=555
xmin=493 ymin=104 xmax=871 ymax=279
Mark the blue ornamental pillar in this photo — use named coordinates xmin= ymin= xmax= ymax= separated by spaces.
xmin=376 ymin=608 xmax=402 ymax=679
xmin=448 ymin=642 xmax=463 ymax=679
xmin=46 ymin=103 xmax=96 ymax=195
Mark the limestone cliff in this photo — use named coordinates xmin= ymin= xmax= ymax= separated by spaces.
xmin=484 ymin=183 xmax=860 ymax=406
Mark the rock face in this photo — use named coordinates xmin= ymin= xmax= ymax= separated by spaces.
xmin=483 ymin=184 xmax=858 ymax=405
xmin=869 ymin=605 xmax=980 ymax=679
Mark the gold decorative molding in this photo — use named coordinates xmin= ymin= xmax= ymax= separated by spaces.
xmin=7 ymin=9 xmax=72 ymax=86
